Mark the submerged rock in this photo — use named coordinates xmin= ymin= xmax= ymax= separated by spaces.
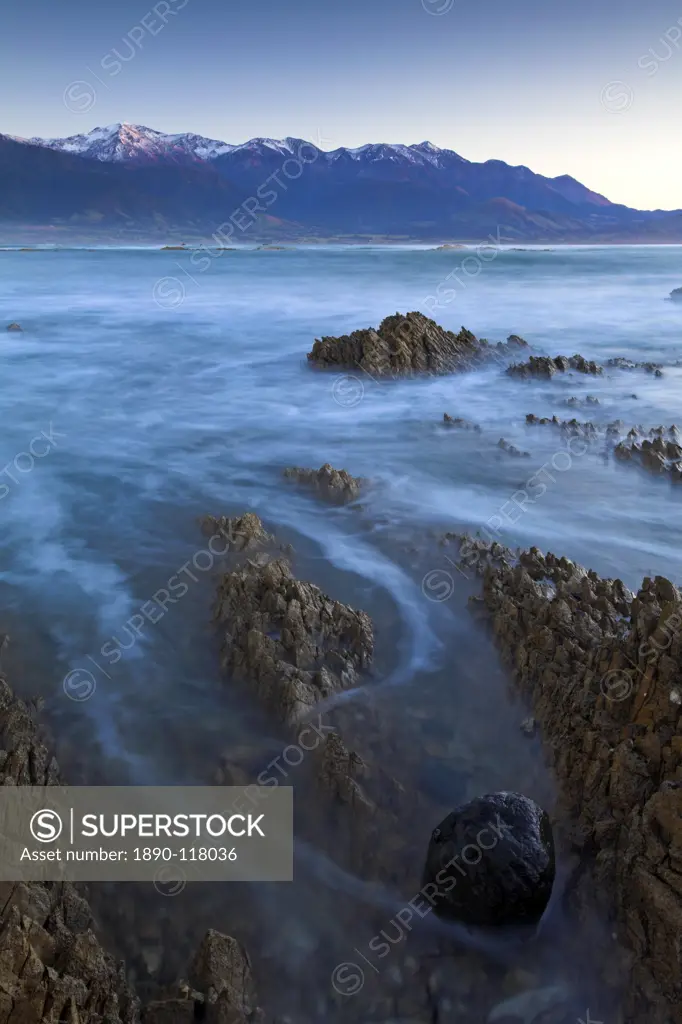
xmin=487 ymin=985 xmax=570 ymax=1024
xmin=525 ymin=413 xmax=598 ymax=438
xmin=508 ymin=354 xmax=602 ymax=379
xmin=283 ymin=463 xmax=364 ymax=504
xmin=498 ymin=437 xmax=530 ymax=458
xmin=422 ymin=791 xmax=555 ymax=927
xmin=443 ymin=414 xmax=482 ymax=431
xmin=564 ymin=395 xmax=600 ymax=407
xmin=607 ymin=356 xmax=663 ymax=377
xmin=307 ymin=311 xmax=528 ymax=377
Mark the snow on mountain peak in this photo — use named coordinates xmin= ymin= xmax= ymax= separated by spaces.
xmin=21 ymin=123 xmax=472 ymax=173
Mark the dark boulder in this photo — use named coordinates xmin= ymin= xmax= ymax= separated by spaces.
xmin=422 ymin=791 xmax=555 ymax=927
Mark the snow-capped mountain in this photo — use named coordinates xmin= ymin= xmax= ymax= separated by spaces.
xmin=22 ymin=122 xmax=471 ymax=169
xmin=6 ymin=120 xmax=679 ymax=241
xmin=22 ymin=122 xmax=236 ymax=163
xmin=18 ymin=123 xmax=615 ymax=212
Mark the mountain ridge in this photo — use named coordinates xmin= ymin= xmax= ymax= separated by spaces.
xmin=2 ymin=122 xmax=681 ymax=242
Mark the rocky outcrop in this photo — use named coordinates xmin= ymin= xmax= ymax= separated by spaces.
xmin=443 ymin=414 xmax=481 ymax=432
xmin=0 ymin=661 xmax=261 ymax=1024
xmin=670 ymin=287 xmax=682 ymax=302
xmin=422 ymin=792 xmax=555 ymax=928
xmin=0 ymin=674 xmax=140 ymax=1024
xmin=607 ymin=357 xmax=663 ymax=377
xmin=525 ymin=414 xmax=602 ymax=439
xmin=5 ymin=323 xmax=22 ymax=332
xmin=307 ymin=312 xmax=528 ymax=376
xmin=614 ymin=425 xmax=682 ymax=481
xmin=564 ymin=395 xmax=600 ymax=407
xmin=497 ymin=438 xmax=530 ymax=458
xmin=282 ymin=463 xmax=364 ymax=504
xmin=209 ymin=514 xmax=373 ymax=723
xmin=141 ymin=931 xmax=260 ymax=1024
xmin=507 ymin=354 xmax=602 ymax=379
xmin=475 ymin=548 xmax=682 ymax=1023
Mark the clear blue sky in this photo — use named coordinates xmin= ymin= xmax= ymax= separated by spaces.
xmin=2 ymin=0 xmax=681 ymax=209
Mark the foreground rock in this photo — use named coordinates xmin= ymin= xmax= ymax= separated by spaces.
xmin=422 ymin=792 xmax=555 ymax=928
xmin=0 ymin=673 xmax=140 ymax=1023
xmin=614 ymin=424 xmax=682 ymax=480
xmin=477 ymin=548 xmax=682 ymax=1023
xmin=143 ymin=931 xmax=260 ymax=1024
xmin=209 ymin=514 xmax=373 ymax=722
xmin=283 ymin=463 xmax=364 ymax=504
xmin=0 ymin=655 xmax=261 ymax=1024
xmin=507 ymin=354 xmax=602 ymax=379
xmin=307 ymin=311 xmax=528 ymax=376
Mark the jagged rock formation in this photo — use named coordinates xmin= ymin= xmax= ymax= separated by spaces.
xmin=525 ymin=414 xmax=602 ymax=438
xmin=0 ymin=675 xmax=140 ymax=1024
xmin=563 ymin=396 xmax=600 ymax=408
xmin=507 ymin=354 xmax=602 ymax=379
xmin=210 ymin=516 xmax=373 ymax=723
xmin=606 ymin=357 xmax=663 ymax=377
xmin=443 ymin=414 xmax=481 ymax=431
xmin=282 ymin=463 xmax=364 ymax=504
xmin=0 ymin=667 xmax=261 ymax=1024
xmin=145 ymin=931 xmax=260 ymax=1024
xmin=614 ymin=425 xmax=682 ymax=480
xmin=439 ymin=532 xmax=516 ymax=579
xmin=306 ymin=312 xmax=528 ymax=376
xmin=476 ymin=548 xmax=682 ymax=1023
xmin=205 ymin=513 xmax=415 ymax=890
xmin=422 ymin=792 xmax=555 ymax=928
xmin=497 ymin=438 xmax=530 ymax=458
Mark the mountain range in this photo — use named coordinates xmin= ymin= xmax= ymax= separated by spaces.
xmin=2 ymin=122 xmax=681 ymax=243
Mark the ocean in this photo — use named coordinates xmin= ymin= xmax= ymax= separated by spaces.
xmin=1 ymin=243 xmax=681 ymax=1019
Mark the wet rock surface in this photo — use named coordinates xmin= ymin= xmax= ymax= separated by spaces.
xmin=443 ymin=414 xmax=482 ymax=431
xmin=282 ymin=463 xmax=364 ymax=504
xmin=613 ymin=424 xmax=682 ymax=481
xmin=497 ymin=438 xmax=531 ymax=458
xmin=209 ymin=513 xmax=373 ymax=723
xmin=476 ymin=546 xmax=682 ymax=1023
xmin=606 ymin=356 xmax=664 ymax=376
xmin=525 ymin=413 xmax=599 ymax=438
xmin=563 ymin=395 xmax=600 ymax=408
xmin=422 ymin=792 xmax=555 ymax=928
xmin=507 ymin=355 xmax=602 ymax=379
xmin=307 ymin=311 xmax=528 ymax=376
xmin=0 ymin=660 xmax=262 ymax=1024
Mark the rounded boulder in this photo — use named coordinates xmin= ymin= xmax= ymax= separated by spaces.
xmin=422 ymin=791 xmax=555 ymax=927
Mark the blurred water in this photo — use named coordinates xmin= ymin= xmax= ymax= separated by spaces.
xmin=1 ymin=244 xmax=680 ymax=1019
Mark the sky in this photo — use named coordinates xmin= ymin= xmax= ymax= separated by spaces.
xmin=1 ymin=0 xmax=681 ymax=209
